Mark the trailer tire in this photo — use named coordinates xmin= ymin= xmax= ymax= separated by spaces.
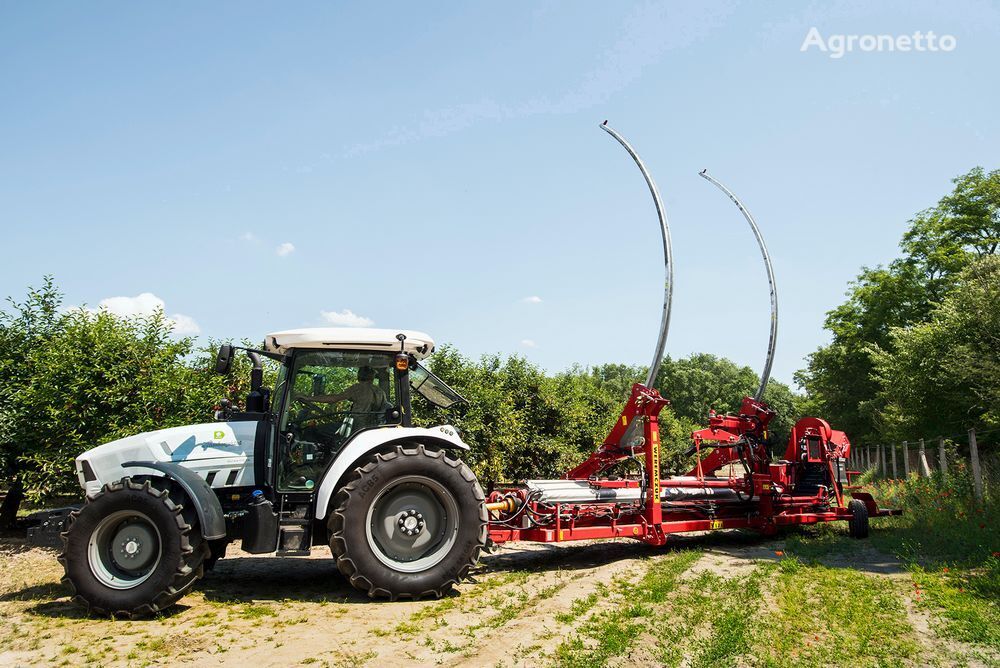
xmin=328 ymin=444 xmax=487 ymax=600
xmin=58 ymin=478 xmax=208 ymax=618
xmin=848 ymin=499 xmax=869 ymax=539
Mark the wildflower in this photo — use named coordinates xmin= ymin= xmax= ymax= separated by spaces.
xmin=942 ymin=567 xmax=949 ymax=573
xmin=775 ymin=551 xmax=784 ymax=557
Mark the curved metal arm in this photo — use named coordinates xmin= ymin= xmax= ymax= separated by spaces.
xmin=600 ymin=121 xmax=673 ymax=389
xmin=699 ymin=170 xmax=778 ymax=400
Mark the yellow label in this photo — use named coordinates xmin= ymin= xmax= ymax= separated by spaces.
xmin=559 ymin=530 xmax=565 ymax=540
xmin=710 ymin=520 xmax=723 ymax=530
xmin=762 ymin=482 xmax=772 ymax=491
xmin=213 ymin=430 xmax=225 ymax=440
xmin=621 ymin=416 xmax=628 ymax=426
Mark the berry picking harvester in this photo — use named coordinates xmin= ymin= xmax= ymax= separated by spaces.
xmin=482 ymin=122 xmax=901 ymax=547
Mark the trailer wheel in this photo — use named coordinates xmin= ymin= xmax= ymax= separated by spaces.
xmin=58 ymin=478 xmax=208 ymax=618
xmin=328 ymin=444 xmax=487 ymax=600
xmin=848 ymin=499 xmax=869 ymax=538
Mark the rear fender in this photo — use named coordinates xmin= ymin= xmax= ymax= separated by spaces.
xmin=123 ymin=460 xmax=227 ymax=540
xmin=849 ymin=491 xmax=879 ymax=516
xmin=314 ymin=425 xmax=469 ymax=521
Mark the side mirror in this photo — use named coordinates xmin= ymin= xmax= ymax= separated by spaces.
xmin=215 ymin=345 xmax=234 ymax=375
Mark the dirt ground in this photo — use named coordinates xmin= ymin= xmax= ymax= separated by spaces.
xmin=0 ymin=531 xmax=991 ymax=667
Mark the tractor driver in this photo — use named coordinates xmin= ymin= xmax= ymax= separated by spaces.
xmin=297 ymin=366 xmax=388 ymax=431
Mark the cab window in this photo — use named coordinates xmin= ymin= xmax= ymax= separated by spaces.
xmin=276 ymin=351 xmax=396 ymax=491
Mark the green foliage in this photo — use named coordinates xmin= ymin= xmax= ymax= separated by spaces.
xmin=799 ymin=166 xmax=1000 ymax=442
xmin=0 ymin=279 xmax=252 ymax=502
xmin=871 ymin=255 xmax=1000 ymax=438
xmin=869 ymin=471 xmax=998 ymax=568
xmin=2 ymin=280 xmax=806 ymax=502
xmin=868 ymin=472 xmax=1000 ymax=650
xmin=419 ymin=346 xmax=801 ymax=486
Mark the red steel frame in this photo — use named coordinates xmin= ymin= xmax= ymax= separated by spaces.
xmin=486 ymin=384 xmax=899 ymax=546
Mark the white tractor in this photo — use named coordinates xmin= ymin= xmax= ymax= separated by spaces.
xmin=59 ymin=328 xmax=488 ymax=617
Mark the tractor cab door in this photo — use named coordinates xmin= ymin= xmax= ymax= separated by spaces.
xmin=274 ymin=350 xmax=399 ymax=492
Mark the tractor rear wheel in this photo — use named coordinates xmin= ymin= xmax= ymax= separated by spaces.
xmin=328 ymin=444 xmax=487 ymax=599
xmin=59 ymin=478 xmax=208 ymax=617
xmin=848 ymin=499 xmax=869 ymax=538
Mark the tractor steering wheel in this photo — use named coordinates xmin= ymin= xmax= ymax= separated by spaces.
xmin=297 ymin=398 xmax=343 ymax=421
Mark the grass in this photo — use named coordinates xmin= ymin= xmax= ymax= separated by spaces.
xmin=868 ymin=470 xmax=1000 ymax=653
xmin=910 ymin=561 xmax=1000 ymax=647
xmin=552 ymin=551 xmax=700 ymax=667
xmin=756 ymin=558 xmax=919 ymax=667
xmin=554 ymin=592 xmax=599 ymax=624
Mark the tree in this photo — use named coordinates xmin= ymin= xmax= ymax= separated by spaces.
xmin=0 ymin=279 xmax=245 ymax=526
xmin=420 ymin=347 xmax=803 ymax=486
xmin=871 ymin=255 xmax=1000 ymax=439
xmin=798 ymin=167 xmax=999 ymax=442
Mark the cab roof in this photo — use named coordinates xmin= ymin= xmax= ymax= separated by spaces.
xmin=263 ymin=328 xmax=436 ymax=359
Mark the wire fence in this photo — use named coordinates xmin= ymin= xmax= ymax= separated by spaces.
xmin=848 ymin=427 xmax=997 ymax=499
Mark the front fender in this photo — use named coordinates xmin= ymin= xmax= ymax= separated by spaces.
xmin=123 ymin=460 xmax=227 ymax=540
xmin=314 ymin=425 xmax=470 ymax=521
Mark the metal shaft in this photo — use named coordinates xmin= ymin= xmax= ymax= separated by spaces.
xmin=698 ymin=170 xmax=778 ymax=400
xmin=600 ymin=122 xmax=674 ymax=389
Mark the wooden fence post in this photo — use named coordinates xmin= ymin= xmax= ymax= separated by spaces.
xmin=938 ymin=437 xmax=947 ymax=476
xmin=891 ymin=442 xmax=898 ymax=479
xmin=903 ymin=441 xmax=910 ymax=477
xmin=969 ymin=428 xmax=983 ymax=501
xmin=919 ymin=438 xmax=932 ymax=477
xmin=880 ymin=444 xmax=887 ymax=479
xmin=866 ymin=446 xmax=872 ymax=470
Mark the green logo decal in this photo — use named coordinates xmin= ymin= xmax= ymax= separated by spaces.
xmin=213 ymin=430 xmax=225 ymax=440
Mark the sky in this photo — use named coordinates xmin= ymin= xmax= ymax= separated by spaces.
xmin=2 ymin=1 xmax=998 ymax=387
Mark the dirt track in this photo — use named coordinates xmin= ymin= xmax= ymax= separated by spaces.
xmin=0 ymin=532 xmax=992 ymax=667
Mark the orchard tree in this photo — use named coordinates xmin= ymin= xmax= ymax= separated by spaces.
xmin=0 ymin=279 xmax=246 ymax=526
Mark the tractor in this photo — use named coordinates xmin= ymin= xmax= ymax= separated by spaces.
xmin=60 ymin=329 xmax=489 ymax=616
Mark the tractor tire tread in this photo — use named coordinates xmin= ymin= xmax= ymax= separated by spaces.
xmin=58 ymin=477 xmax=207 ymax=618
xmin=328 ymin=443 xmax=486 ymax=601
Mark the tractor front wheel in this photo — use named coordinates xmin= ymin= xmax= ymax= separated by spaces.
xmin=328 ymin=444 xmax=487 ymax=599
xmin=59 ymin=478 xmax=207 ymax=617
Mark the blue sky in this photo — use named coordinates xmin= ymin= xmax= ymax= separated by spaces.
xmin=2 ymin=1 xmax=997 ymax=386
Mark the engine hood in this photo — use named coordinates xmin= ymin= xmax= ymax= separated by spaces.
xmin=76 ymin=421 xmax=259 ymax=496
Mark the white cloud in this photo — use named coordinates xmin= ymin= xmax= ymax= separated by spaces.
xmin=321 ymin=309 xmax=374 ymax=328
xmin=521 ymin=295 xmax=543 ymax=304
xmin=169 ymin=313 xmax=201 ymax=336
xmin=240 ymin=231 xmax=260 ymax=243
xmin=520 ymin=339 xmax=538 ymax=348
xmin=275 ymin=242 xmax=295 ymax=257
xmin=96 ymin=292 xmax=201 ymax=335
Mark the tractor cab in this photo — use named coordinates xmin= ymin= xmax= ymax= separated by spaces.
xmin=261 ymin=329 xmax=463 ymax=491
xmin=202 ymin=328 xmax=471 ymax=557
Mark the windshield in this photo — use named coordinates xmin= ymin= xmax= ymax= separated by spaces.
xmin=410 ymin=362 xmax=465 ymax=409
